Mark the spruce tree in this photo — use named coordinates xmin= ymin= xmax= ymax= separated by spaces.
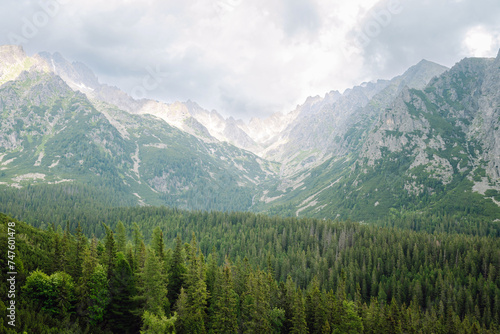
xmin=116 ymin=220 xmax=127 ymax=254
xmin=152 ymin=226 xmax=165 ymax=262
xmin=183 ymin=234 xmax=208 ymax=334
xmin=140 ymin=250 xmax=169 ymax=317
xmin=210 ymin=260 xmax=238 ymax=334
xmin=87 ymin=264 xmax=109 ymax=328
xmin=102 ymin=223 xmax=117 ymax=278
xmin=241 ymin=270 xmax=271 ymax=333
xmin=168 ymin=235 xmax=186 ymax=305
xmin=290 ymin=289 xmax=308 ymax=334
xmin=107 ymin=252 xmax=138 ymax=333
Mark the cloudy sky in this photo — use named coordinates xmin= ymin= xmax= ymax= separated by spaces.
xmin=1 ymin=0 xmax=500 ymax=120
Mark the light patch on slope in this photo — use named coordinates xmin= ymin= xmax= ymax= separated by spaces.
xmin=425 ymin=155 xmax=454 ymax=185
xmin=133 ymin=192 xmax=146 ymax=206
xmin=139 ymin=100 xmax=189 ymax=130
xmin=488 ymin=197 xmax=500 ymax=207
xmin=277 ymin=172 xmax=311 ymax=192
xmin=34 ymin=151 xmax=44 ymax=166
xmin=295 ymin=178 xmax=341 ymax=216
xmin=49 ymin=160 xmax=60 ymax=168
xmin=472 ymin=177 xmax=500 ymax=207
xmin=75 ymin=82 xmax=95 ymax=92
xmin=131 ymin=144 xmax=141 ymax=181
xmin=232 ymin=161 xmax=247 ymax=173
xmin=313 ymin=204 xmax=328 ymax=213
xmin=144 ymin=143 xmax=168 ymax=149
xmin=296 ymin=200 xmax=318 ymax=217
xmin=95 ymin=103 xmax=130 ymax=140
xmin=13 ymin=173 xmax=45 ymax=182
xmin=0 ymin=54 xmax=49 ymax=86
xmin=300 ymin=193 xmax=319 ymax=207
xmin=1 ymin=157 xmax=16 ymax=166
xmin=191 ymin=111 xmax=227 ymax=142
xmin=260 ymin=190 xmax=284 ymax=203
xmin=243 ymin=174 xmax=258 ymax=185
xmin=472 ymin=177 xmax=490 ymax=195
xmin=47 ymin=179 xmax=73 ymax=184
xmin=261 ymin=135 xmax=290 ymax=159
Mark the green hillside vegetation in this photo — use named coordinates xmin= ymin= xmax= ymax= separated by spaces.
xmin=0 ymin=71 xmax=276 ymax=213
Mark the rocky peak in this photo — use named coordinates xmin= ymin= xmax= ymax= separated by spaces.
xmin=39 ymin=51 xmax=100 ymax=92
xmin=0 ymin=45 xmax=50 ymax=86
xmin=0 ymin=45 xmax=27 ymax=66
xmin=397 ymin=59 xmax=449 ymax=90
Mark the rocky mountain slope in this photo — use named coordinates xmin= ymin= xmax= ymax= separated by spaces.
xmin=252 ymin=51 xmax=500 ymax=220
xmin=1 ymin=44 xmax=499 ymax=221
xmin=0 ymin=45 xmax=277 ymax=212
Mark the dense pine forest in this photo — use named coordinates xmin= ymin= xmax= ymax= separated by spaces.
xmin=1 ymin=207 xmax=500 ymax=333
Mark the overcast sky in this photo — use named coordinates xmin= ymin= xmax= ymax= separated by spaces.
xmin=1 ymin=0 xmax=500 ymax=120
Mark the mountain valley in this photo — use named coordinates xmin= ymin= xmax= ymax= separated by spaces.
xmin=1 ymin=44 xmax=500 ymax=223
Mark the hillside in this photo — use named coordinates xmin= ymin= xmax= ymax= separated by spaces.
xmin=1 ymin=45 xmax=500 ymax=223
xmin=0 ymin=46 xmax=277 ymax=214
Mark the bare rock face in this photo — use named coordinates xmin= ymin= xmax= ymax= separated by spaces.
xmin=360 ymin=51 xmax=500 ymax=195
xmin=0 ymin=45 xmax=27 ymax=68
xmin=262 ymin=59 xmax=448 ymax=177
xmin=0 ymin=45 xmax=50 ymax=86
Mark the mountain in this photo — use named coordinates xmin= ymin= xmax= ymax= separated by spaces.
xmin=253 ymin=52 xmax=500 ymax=220
xmin=0 ymin=45 xmax=277 ymax=213
xmin=1 ymin=44 xmax=499 ymax=222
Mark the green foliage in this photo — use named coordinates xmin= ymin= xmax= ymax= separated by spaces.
xmin=209 ymin=261 xmax=239 ymax=334
xmin=181 ymin=235 xmax=208 ymax=334
xmin=107 ymin=252 xmax=138 ymax=333
xmin=22 ymin=270 xmax=75 ymax=317
xmin=332 ymin=300 xmax=364 ymax=333
xmin=168 ymin=235 xmax=186 ymax=305
xmin=140 ymin=310 xmax=177 ymax=334
xmin=140 ymin=251 xmax=169 ymax=317
xmin=87 ymin=264 xmax=109 ymax=327
xmin=4 ymin=207 xmax=500 ymax=333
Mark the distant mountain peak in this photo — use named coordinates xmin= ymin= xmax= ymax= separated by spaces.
xmin=0 ymin=44 xmax=25 ymax=58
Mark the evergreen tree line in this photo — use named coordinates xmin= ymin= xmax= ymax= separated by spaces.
xmin=2 ymin=184 xmax=500 ymax=239
xmin=1 ymin=211 xmax=500 ymax=333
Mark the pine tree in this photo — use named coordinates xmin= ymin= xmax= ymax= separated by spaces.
xmin=70 ymin=222 xmax=87 ymax=280
xmin=116 ymin=220 xmax=127 ymax=254
xmin=102 ymin=223 xmax=117 ymax=278
xmin=306 ymin=276 xmax=327 ymax=333
xmin=81 ymin=237 xmax=99 ymax=281
xmin=210 ymin=260 xmax=239 ymax=334
xmin=290 ymin=289 xmax=308 ymax=334
xmin=168 ymin=235 xmax=186 ymax=306
xmin=175 ymin=287 xmax=189 ymax=334
xmin=133 ymin=222 xmax=144 ymax=264
xmin=152 ymin=226 xmax=165 ymax=262
xmin=87 ymin=264 xmax=109 ymax=327
xmin=183 ymin=234 xmax=208 ymax=334
xmin=140 ymin=250 xmax=169 ymax=317
xmin=107 ymin=252 xmax=139 ymax=333
xmin=241 ymin=270 xmax=271 ymax=333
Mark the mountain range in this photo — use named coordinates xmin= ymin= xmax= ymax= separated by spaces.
xmin=1 ymin=44 xmax=500 ymax=222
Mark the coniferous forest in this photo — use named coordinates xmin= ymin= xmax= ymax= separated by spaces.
xmin=1 ymin=207 xmax=500 ymax=333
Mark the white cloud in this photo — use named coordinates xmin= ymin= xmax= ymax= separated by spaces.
xmin=463 ymin=26 xmax=498 ymax=57
xmin=1 ymin=0 xmax=500 ymax=120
